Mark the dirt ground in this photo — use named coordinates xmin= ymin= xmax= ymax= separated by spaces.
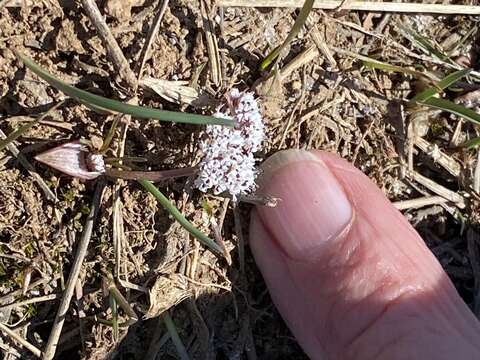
xmin=1 ymin=0 xmax=480 ymax=359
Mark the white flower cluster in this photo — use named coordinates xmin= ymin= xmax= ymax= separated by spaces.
xmin=195 ymin=89 xmax=264 ymax=200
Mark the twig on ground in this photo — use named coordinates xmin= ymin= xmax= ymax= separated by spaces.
xmin=182 ymin=275 xmax=231 ymax=292
xmin=107 ymin=277 xmax=138 ymax=326
xmin=0 ymin=276 xmax=60 ymax=306
xmin=393 ymin=196 xmax=449 ymax=210
xmin=218 ymin=0 xmax=480 ymax=15
xmin=408 ymin=170 xmax=465 ymax=208
xmin=8 ymin=116 xmax=73 ymax=131
xmin=0 ymin=294 xmax=60 ymax=312
xmin=80 ymin=0 xmax=137 ymax=90
xmin=0 ymin=322 xmax=42 ymax=358
xmin=42 ymin=180 xmax=105 ymax=360
xmin=305 ymin=15 xmax=336 ymax=67
xmin=210 ymin=199 xmax=232 ymax=265
xmin=136 ymin=0 xmax=170 ymax=79
xmin=415 ymin=137 xmax=462 ymax=178
xmin=280 ymin=45 xmax=318 ymax=81
xmin=200 ymin=0 xmax=222 ymax=86
xmin=351 ymin=119 xmax=374 ymax=164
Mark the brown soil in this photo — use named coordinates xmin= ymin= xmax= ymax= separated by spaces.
xmin=1 ymin=1 xmax=480 ymax=359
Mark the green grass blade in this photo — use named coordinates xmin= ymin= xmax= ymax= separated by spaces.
xmin=461 ymin=137 xmax=480 ymax=150
xmin=396 ymin=23 xmax=450 ymax=62
xmin=363 ymin=60 xmax=427 ymax=78
xmin=99 ymin=115 xmax=121 ymax=154
xmin=109 ymin=293 xmax=119 ymax=341
xmin=139 ymin=179 xmax=224 ymax=257
xmin=259 ymin=0 xmax=314 ymax=71
xmin=413 ymin=69 xmax=471 ymax=102
xmin=15 ymin=52 xmax=233 ymax=127
xmin=419 ymin=97 xmax=480 ymax=126
xmin=0 ymin=101 xmax=64 ymax=151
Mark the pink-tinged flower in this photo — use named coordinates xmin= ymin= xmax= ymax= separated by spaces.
xmin=195 ymin=89 xmax=264 ymax=200
xmin=35 ymin=141 xmax=105 ymax=180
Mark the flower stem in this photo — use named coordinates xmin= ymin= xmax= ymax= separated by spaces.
xmin=138 ymin=180 xmax=224 ymax=256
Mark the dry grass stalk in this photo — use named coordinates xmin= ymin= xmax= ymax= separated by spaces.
xmin=409 ymin=170 xmax=465 ymax=208
xmin=107 ymin=279 xmax=138 ymax=325
xmin=305 ymin=15 xmax=336 ymax=67
xmin=0 ymin=276 xmax=60 ymax=307
xmin=80 ymin=0 xmax=137 ymax=90
xmin=42 ymin=181 xmax=105 ymax=360
xmin=8 ymin=116 xmax=73 ymax=131
xmin=136 ymin=0 xmax=170 ymax=79
xmin=280 ymin=66 xmax=307 ymax=148
xmin=279 ymin=45 xmax=318 ymax=81
xmin=218 ymin=0 xmax=480 ymax=15
xmin=0 ymin=294 xmax=60 ymax=312
xmin=393 ymin=196 xmax=448 ymax=211
xmin=200 ymin=0 xmax=222 ymax=86
xmin=414 ymin=137 xmax=462 ymax=178
xmin=0 ymin=322 xmax=42 ymax=358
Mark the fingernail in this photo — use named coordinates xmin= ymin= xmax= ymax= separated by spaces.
xmin=256 ymin=150 xmax=353 ymax=261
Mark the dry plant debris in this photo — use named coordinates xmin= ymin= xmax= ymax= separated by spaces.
xmin=1 ymin=1 xmax=480 ymax=359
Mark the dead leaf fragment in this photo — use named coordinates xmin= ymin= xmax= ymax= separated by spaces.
xmin=141 ymin=77 xmax=199 ymax=105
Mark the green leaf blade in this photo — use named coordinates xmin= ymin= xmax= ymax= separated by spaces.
xmin=139 ymin=179 xmax=225 ymax=257
xmin=419 ymin=97 xmax=480 ymax=126
xmin=259 ymin=0 xmax=314 ymax=71
xmin=15 ymin=52 xmax=233 ymax=127
xmin=362 ymin=60 xmax=426 ymax=78
xmin=461 ymin=137 xmax=480 ymax=150
xmin=413 ymin=69 xmax=471 ymax=102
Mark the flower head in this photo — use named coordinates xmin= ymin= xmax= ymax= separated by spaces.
xmin=195 ymin=89 xmax=264 ymax=199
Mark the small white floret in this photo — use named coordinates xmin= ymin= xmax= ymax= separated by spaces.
xmin=195 ymin=89 xmax=264 ymax=199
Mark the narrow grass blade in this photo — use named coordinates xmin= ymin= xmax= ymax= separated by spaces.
xmin=15 ymin=52 xmax=233 ymax=127
xmin=413 ymin=69 xmax=471 ymax=102
xmin=107 ymin=279 xmax=138 ymax=325
xmin=461 ymin=137 xmax=480 ymax=150
xmin=363 ymin=60 xmax=427 ymax=78
xmin=259 ymin=0 xmax=314 ymax=70
xmin=0 ymin=101 xmax=64 ymax=151
xmin=396 ymin=22 xmax=450 ymax=62
xmin=99 ymin=115 xmax=121 ymax=154
xmin=139 ymin=179 xmax=224 ymax=257
xmin=419 ymin=97 xmax=480 ymax=126
xmin=109 ymin=293 xmax=119 ymax=341
xmin=162 ymin=311 xmax=190 ymax=360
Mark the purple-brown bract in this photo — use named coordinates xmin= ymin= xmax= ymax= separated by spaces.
xmin=35 ymin=141 xmax=105 ymax=180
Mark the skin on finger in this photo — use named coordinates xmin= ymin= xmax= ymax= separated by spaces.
xmin=250 ymin=150 xmax=480 ymax=359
